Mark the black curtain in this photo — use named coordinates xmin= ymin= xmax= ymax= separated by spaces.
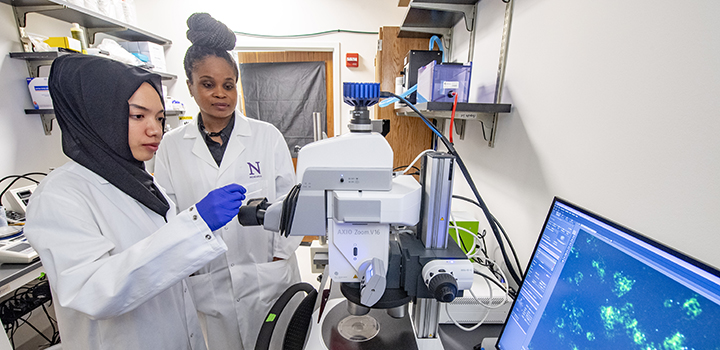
xmin=239 ymin=61 xmax=327 ymax=157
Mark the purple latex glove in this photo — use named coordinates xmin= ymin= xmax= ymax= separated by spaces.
xmin=196 ymin=184 xmax=246 ymax=231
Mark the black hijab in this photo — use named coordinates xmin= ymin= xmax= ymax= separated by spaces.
xmin=49 ymin=55 xmax=170 ymax=218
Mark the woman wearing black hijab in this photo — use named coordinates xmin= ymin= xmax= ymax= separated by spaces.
xmin=24 ymin=54 xmax=245 ymax=350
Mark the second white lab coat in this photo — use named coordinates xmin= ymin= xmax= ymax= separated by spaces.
xmin=154 ymin=111 xmax=302 ymax=350
xmin=24 ymin=161 xmax=227 ymax=350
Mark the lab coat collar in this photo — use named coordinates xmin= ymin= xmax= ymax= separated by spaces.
xmin=218 ymin=111 xmax=253 ymax=176
xmin=182 ymin=110 xmax=253 ymax=174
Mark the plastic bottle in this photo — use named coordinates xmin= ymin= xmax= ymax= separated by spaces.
xmin=19 ymin=28 xmax=33 ymax=52
xmin=70 ymin=23 xmax=88 ymax=54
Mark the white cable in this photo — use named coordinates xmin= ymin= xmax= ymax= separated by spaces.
xmin=445 ymin=262 xmax=511 ymax=331
xmin=444 ymin=275 xmax=492 ymax=331
xmin=401 ymin=149 xmax=434 ymax=174
xmin=449 ymin=225 xmax=479 ymax=257
xmin=472 ymin=260 xmax=510 ymax=309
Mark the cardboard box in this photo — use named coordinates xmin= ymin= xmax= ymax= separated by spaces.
xmin=44 ymin=37 xmax=82 ymax=52
xmin=26 ymin=77 xmax=53 ymax=109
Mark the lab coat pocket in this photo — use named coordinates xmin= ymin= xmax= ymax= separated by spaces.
xmin=187 ymin=273 xmax=221 ymax=318
xmin=256 ymin=259 xmax=295 ymax=305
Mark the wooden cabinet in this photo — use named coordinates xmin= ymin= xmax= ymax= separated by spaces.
xmin=375 ymin=26 xmax=433 ymax=170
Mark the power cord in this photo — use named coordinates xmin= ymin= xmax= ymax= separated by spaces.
xmin=381 ymin=91 xmax=523 ymax=286
xmin=0 ymin=172 xmax=47 ymax=206
xmin=0 ymin=276 xmax=60 ymax=348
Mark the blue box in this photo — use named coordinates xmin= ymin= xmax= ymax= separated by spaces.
xmin=417 ymin=61 xmax=472 ymax=103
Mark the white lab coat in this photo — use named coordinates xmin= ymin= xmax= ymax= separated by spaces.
xmin=24 ymin=161 xmax=228 ymax=350
xmin=154 ymin=111 xmax=302 ymax=350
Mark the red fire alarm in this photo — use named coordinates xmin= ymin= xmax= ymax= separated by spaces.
xmin=346 ymin=53 xmax=359 ymax=68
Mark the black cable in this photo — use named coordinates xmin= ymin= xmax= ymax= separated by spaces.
xmin=0 ymin=172 xmax=47 ymax=206
xmin=473 ymin=270 xmax=507 ymax=293
xmin=492 ymin=215 xmax=523 ymax=276
xmin=453 ymin=195 xmax=524 ymax=276
xmin=16 ymin=316 xmax=53 ymax=344
xmin=385 ymin=91 xmax=523 ymax=285
xmin=0 ymin=278 xmax=58 ymax=348
xmin=393 ymin=165 xmax=421 ymax=173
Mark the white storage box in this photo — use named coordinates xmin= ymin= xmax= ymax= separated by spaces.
xmin=119 ymin=41 xmax=166 ymax=72
xmin=26 ymin=77 xmax=53 ymax=109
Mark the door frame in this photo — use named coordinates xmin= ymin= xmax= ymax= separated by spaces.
xmin=233 ymin=41 xmax=342 ymax=137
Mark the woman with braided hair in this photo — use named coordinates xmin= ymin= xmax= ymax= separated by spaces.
xmin=154 ymin=13 xmax=302 ymax=350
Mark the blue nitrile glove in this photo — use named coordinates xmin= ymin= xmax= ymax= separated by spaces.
xmin=195 ymin=184 xmax=246 ymax=231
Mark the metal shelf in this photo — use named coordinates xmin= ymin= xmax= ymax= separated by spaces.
xmin=5 ymin=0 xmax=175 ymax=136
xmin=396 ymin=102 xmax=511 ymax=147
xmin=24 ymin=108 xmax=186 ymax=135
xmin=1 ymin=0 xmax=171 ymax=45
xmin=24 ymin=109 xmax=55 ymax=135
xmin=10 ymin=51 xmax=177 ymax=80
xmin=399 ymin=0 xmax=478 ymax=38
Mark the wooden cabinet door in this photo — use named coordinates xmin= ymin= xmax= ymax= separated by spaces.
xmin=375 ymin=27 xmax=433 ymax=170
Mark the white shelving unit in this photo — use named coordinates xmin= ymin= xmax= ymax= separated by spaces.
xmin=396 ymin=0 xmax=515 ymax=147
xmin=4 ymin=0 xmax=177 ymax=135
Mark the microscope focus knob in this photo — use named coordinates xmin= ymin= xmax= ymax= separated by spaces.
xmin=428 ymin=274 xmax=458 ymax=302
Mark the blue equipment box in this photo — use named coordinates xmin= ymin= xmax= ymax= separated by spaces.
xmin=417 ymin=61 xmax=472 ymax=103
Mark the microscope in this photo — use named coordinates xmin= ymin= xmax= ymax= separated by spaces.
xmin=239 ymin=83 xmax=473 ymax=349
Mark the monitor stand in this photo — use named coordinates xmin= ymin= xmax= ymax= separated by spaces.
xmin=480 ymin=337 xmax=498 ymax=350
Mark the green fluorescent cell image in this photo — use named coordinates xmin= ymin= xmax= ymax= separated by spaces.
xmin=683 ymin=298 xmax=702 ymax=320
xmin=592 ymin=259 xmax=606 ymax=280
xmin=527 ymin=230 xmax=720 ymax=350
xmin=662 ymin=332 xmax=685 ymax=350
xmin=613 ymin=271 xmax=636 ymax=298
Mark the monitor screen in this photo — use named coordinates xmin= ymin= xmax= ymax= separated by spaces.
xmin=496 ymin=198 xmax=720 ymax=350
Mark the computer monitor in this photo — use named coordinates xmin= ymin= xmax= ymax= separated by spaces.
xmin=496 ymin=197 xmax=720 ymax=350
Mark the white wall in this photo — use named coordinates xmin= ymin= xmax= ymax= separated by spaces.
xmin=0 ymin=0 xmax=404 ymax=189
xmin=3 ymin=0 xmax=716 ymax=273
xmin=133 ymin=0 xmax=406 ymax=133
xmin=0 ymin=8 xmax=70 ymax=179
xmin=448 ymin=0 xmax=720 ymax=271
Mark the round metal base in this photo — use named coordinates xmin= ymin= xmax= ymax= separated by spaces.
xmin=321 ymin=300 xmax=418 ymax=350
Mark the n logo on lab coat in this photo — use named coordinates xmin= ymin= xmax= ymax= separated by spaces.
xmin=248 ymin=162 xmax=262 ymax=179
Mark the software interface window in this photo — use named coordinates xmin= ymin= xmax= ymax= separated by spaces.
xmin=498 ymin=200 xmax=720 ymax=350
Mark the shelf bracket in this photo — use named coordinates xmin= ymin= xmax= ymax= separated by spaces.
xmin=409 ymin=2 xmax=476 ymax=32
xmin=39 ymin=114 xmax=55 ymax=135
xmin=453 ymin=119 xmax=466 ymax=141
xmin=12 ymin=4 xmax=65 ymax=28
xmin=86 ymin=26 xmax=129 ymax=45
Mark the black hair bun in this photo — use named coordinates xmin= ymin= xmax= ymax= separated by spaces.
xmin=186 ymin=13 xmax=236 ymax=51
